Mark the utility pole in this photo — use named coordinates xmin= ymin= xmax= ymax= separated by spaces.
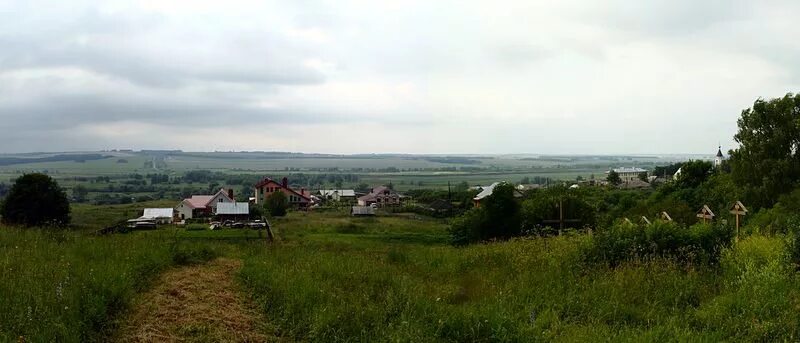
xmin=558 ymin=198 xmax=564 ymax=235
xmin=447 ymin=181 xmax=451 ymax=201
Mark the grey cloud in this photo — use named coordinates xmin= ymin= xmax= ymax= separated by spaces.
xmin=0 ymin=8 xmax=325 ymax=87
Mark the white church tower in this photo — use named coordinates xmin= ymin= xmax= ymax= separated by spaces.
xmin=714 ymin=146 xmax=724 ymax=168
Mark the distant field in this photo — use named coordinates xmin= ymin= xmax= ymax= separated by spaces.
xmin=0 ymin=151 xmax=700 ymax=203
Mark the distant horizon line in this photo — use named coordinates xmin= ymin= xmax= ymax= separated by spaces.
xmin=0 ymin=149 xmax=726 ymax=157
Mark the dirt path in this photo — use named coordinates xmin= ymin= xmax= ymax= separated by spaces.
xmin=116 ymin=258 xmax=276 ymax=342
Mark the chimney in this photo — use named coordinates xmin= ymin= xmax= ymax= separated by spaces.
xmin=282 ymin=177 xmax=288 ymax=188
xmin=301 ymin=187 xmax=305 ymax=195
xmin=228 ymin=188 xmax=234 ymax=200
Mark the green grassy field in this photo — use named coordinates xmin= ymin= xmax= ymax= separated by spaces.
xmin=2 ymin=203 xmax=796 ymax=342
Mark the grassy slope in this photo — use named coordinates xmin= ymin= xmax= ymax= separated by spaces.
xmin=239 ymin=212 xmax=800 ymax=342
xmin=0 ymin=228 xmax=219 ymax=342
xmin=2 ymin=207 xmax=797 ymax=341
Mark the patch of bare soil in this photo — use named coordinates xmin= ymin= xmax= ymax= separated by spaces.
xmin=116 ymin=258 xmax=277 ymax=342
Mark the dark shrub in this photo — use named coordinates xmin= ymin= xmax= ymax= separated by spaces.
xmin=265 ymin=191 xmax=288 ymax=217
xmin=584 ymin=220 xmax=733 ymax=267
xmin=1 ymin=173 xmax=70 ymax=227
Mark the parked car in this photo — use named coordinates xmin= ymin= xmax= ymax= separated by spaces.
xmin=248 ymin=220 xmax=267 ymax=229
xmin=133 ymin=221 xmax=157 ymax=230
xmin=222 ymin=220 xmax=245 ymax=228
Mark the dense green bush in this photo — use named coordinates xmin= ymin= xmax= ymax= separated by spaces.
xmin=448 ymin=182 xmax=521 ymax=245
xmin=265 ymin=191 xmax=288 ymax=217
xmin=584 ymin=220 xmax=734 ymax=267
xmin=520 ymin=186 xmax=597 ymax=235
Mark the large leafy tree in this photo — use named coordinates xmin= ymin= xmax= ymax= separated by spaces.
xmin=675 ymin=160 xmax=713 ymax=189
xmin=729 ymin=93 xmax=800 ymax=209
xmin=607 ymin=170 xmax=621 ymax=185
xmin=264 ymin=191 xmax=288 ymax=217
xmin=448 ymin=182 xmax=521 ymax=245
xmin=1 ymin=173 xmax=70 ymax=227
xmin=481 ymin=183 xmax=521 ymax=239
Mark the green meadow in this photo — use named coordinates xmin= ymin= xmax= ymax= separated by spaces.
xmin=2 ymin=206 xmax=799 ymax=341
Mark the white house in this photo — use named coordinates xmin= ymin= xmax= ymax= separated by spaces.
xmin=609 ymin=167 xmax=648 ymax=182
xmin=176 ymin=188 xmax=234 ymax=220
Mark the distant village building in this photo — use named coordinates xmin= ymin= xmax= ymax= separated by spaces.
xmin=472 ymin=182 xmax=524 ymax=208
xmin=317 ymin=189 xmax=357 ymax=202
xmin=427 ymin=199 xmax=455 ymax=215
xmin=253 ymin=177 xmax=312 ymax=208
xmin=608 ymin=167 xmax=648 ymax=183
xmin=357 ymin=186 xmax=400 ymax=207
xmin=176 ymin=188 xmax=234 ymax=220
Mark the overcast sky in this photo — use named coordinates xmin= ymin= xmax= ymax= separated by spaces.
xmin=0 ymin=0 xmax=798 ymax=154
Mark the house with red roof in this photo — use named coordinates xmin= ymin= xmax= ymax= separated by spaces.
xmin=176 ymin=188 xmax=234 ymax=220
xmin=253 ymin=177 xmax=312 ymax=208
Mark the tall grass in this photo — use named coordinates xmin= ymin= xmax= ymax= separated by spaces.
xmin=0 ymin=227 xmax=218 ymax=342
xmin=239 ymin=215 xmax=800 ymax=341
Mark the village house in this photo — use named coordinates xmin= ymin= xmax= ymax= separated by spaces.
xmin=316 ymin=189 xmax=357 ymax=202
xmin=253 ymin=177 xmax=312 ymax=208
xmin=472 ymin=182 xmax=524 ymax=207
xmin=357 ymin=186 xmax=401 ymax=207
xmin=215 ymin=202 xmax=250 ymax=222
xmin=608 ymin=167 xmax=648 ymax=183
xmin=176 ymin=188 xmax=234 ymax=220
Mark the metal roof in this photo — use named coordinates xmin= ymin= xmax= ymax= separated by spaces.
xmin=351 ymin=206 xmax=375 ymax=216
xmin=215 ymin=202 xmax=250 ymax=215
xmin=611 ymin=167 xmax=647 ymax=173
xmin=473 ymin=182 xmax=523 ymax=201
xmin=318 ymin=189 xmax=356 ymax=197
xmin=142 ymin=208 xmax=174 ymax=219
xmin=474 ymin=182 xmax=500 ymax=200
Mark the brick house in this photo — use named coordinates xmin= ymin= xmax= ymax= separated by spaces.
xmin=357 ymin=186 xmax=401 ymax=207
xmin=253 ymin=177 xmax=312 ymax=208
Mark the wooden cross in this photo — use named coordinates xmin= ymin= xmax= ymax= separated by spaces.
xmin=696 ymin=205 xmax=715 ymax=224
xmin=542 ymin=198 xmax=580 ymax=235
xmin=729 ymin=201 xmax=748 ymax=242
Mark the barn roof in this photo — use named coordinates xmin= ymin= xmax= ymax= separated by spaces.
xmin=184 ymin=195 xmax=214 ymax=209
xmin=473 ymin=182 xmax=523 ymax=201
xmin=215 ymin=202 xmax=249 ymax=215
xmin=142 ymin=208 xmax=174 ymax=219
